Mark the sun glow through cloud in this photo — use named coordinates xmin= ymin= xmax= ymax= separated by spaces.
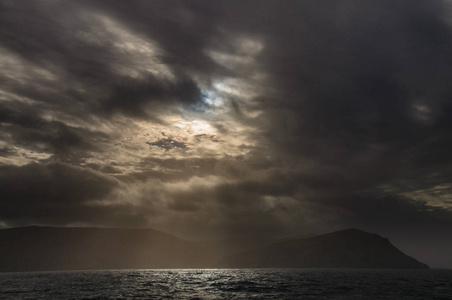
xmin=177 ymin=120 xmax=213 ymax=135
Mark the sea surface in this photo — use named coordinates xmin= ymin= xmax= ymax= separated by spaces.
xmin=0 ymin=269 xmax=451 ymax=299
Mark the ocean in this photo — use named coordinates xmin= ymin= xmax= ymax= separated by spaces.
xmin=0 ymin=269 xmax=451 ymax=299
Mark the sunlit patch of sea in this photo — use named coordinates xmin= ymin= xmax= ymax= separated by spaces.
xmin=0 ymin=269 xmax=451 ymax=299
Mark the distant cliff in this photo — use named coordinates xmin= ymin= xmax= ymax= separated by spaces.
xmin=0 ymin=226 xmax=428 ymax=272
xmin=221 ymin=228 xmax=429 ymax=269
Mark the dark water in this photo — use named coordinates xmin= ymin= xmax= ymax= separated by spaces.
xmin=0 ymin=269 xmax=451 ymax=299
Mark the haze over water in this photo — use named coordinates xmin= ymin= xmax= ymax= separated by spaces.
xmin=1 ymin=269 xmax=451 ymax=299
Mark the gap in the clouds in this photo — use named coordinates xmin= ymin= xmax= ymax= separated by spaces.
xmin=192 ymin=82 xmax=228 ymax=112
xmin=201 ymin=90 xmax=217 ymax=106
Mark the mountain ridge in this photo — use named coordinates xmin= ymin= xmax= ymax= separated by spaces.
xmin=220 ymin=228 xmax=428 ymax=269
xmin=0 ymin=226 xmax=428 ymax=272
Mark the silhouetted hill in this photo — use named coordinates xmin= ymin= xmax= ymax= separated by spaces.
xmin=221 ymin=228 xmax=429 ymax=269
xmin=195 ymin=237 xmax=276 ymax=262
xmin=0 ymin=226 xmax=213 ymax=272
xmin=0 ymin=227 xmax=428 ymax=272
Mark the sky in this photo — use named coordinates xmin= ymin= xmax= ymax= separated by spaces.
xmin=0 ymin=0 xmax=452 ymax=268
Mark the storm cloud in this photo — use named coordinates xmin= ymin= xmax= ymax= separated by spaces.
xmin=1 ymin=0 xmax=452 ymax=267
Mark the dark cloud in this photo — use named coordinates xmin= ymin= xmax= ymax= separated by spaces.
xmin=0 ymin=102 xmax=109 ymax=162
xmin=146 ymin=138 xmax=187 ymax=151
xmin=0 ymin=163 xmax=119 ymax=225
xmin=0 ymin=0 xmax=204 ymax=121
xmin=242 ymin=1 xmax=452 ymax=219
xmin=103 ymin=76 xmax=201 ymax=118
xmin=0 ymin=146 xmax=15 ymax=157
xmin=80 ymin=0 xmax=227 ymax=74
